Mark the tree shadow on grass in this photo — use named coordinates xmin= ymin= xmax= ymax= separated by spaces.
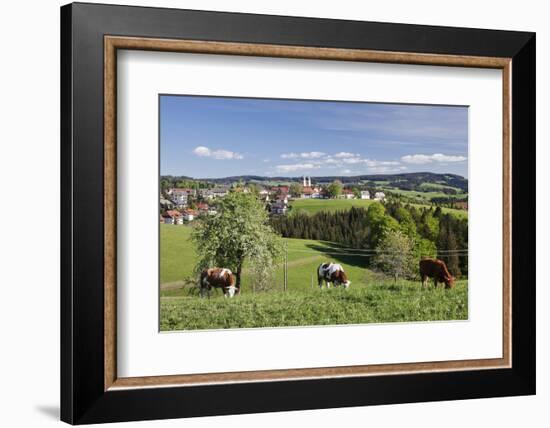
xmin=304 ymin=242 xmax=372 ymax=269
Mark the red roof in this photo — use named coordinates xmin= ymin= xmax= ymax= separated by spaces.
xmin=183 ymin=209 xmax=199 ymax=216
xmin=164 ymin=210 xmax=182 ymax=218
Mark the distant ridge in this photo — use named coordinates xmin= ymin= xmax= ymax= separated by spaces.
xmin=161 ymin=172 xmax=468 ymax=192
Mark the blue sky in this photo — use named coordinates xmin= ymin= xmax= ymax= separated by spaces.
xmin=160 ymin=95 xmax=468 ymax=178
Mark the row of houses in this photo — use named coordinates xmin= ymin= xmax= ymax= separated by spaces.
xmin=162 ymin=181 xmax=386 ymax=219
xmin=160 ymin=202 xmax=217 ymax=224
xmin=165 ymin=187 xmax=230 ymax=208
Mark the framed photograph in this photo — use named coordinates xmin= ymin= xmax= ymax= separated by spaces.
xmin=61 ymin=2 xmax=535 ymax=424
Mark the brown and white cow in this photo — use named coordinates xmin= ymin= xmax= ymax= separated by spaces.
xmin=419 ymin=258 xmax=455 ymax=289
xmin=317 ymin=263 xmax=351 ymax=289
xmin=199 ymin=268 xmax=239 ymax=298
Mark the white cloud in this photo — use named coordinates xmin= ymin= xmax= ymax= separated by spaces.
xmin=368 ymin=165 xmax=408 ymax=174
xmin=272 ymin=151 xmax=413 ymax=175
xmin=275 ymin=163 xmax=319 ymax=173
xmin=334 ymin=152 xmax=359 ymax=158
xmin=193 ymin=146 xmax=243 ymax=160
xmin=281 ymin=151 xmax=325 ymax=159
xmin=401 ymin=153 xmax=467 ymax=164
xmin=341 ymin=157 xmax=364 ymax=164
xmin=364 ymin=159 xmax=401 ymax=167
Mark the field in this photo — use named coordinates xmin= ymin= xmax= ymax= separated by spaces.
xmin=380 ymin=185 xmax=468 ymax=202
xmin=160 ymin=224 xmax=468 ymax=331
xmin=289 ymin=198 xmax=468 ymax=219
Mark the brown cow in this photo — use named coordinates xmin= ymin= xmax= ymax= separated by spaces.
xmin=199 ymin=268 xmax=239 ymax=298
xmin=317 ymin=263 xmax=351 ymax=289
xmin=419 ymin=258 xmax=455 ymax=289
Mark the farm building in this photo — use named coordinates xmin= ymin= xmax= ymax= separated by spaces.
xmin=271 ymin=201 xmax=287 ymax=215
xmin=259 ymin=189 xmax=270 ymax=202
xmin=341 ymin=189 xmax=356 ymax=199
xmin=160 ymin=197 xmax=174 ymax=209
xmin=210 ymin=187 xmax=229 ymax=198
xmin=163 ymin=210 xmax=183 ymax=225
xmin=300 ymin=187 xmax=315 ymax=199
xmin=360 ymin=190 xmax=370 ymax=200
xmin=196 ymin=202 xmax=209 ymax=212
xmin=374 ymin=191 xmax=386 ymax=201
xmin=181 ymin=209 xmax=199 ymax=221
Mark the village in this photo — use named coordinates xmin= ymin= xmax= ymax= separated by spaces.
xmin=160 ymin=175 xmax=387 ymax=224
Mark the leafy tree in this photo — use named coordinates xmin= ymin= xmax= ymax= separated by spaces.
xmin=327 ymin=180 xmax=343 ymax=198
xmin=374 ymin=230 xmax=416 ymax=282
xmin=289 ymin=182 xmax=303 ymax=197
xmin=365 ymin=203 xmax=399 ymax=248
xmin=436 ymin=215 xmax=461 ymax=277
xmin=192 ymin=192 xmax=283 ymax=289
xmin=247 ymin=183 xmax=260 ymax=197
xmin=160 ymin=179 xmax=170 ymax=193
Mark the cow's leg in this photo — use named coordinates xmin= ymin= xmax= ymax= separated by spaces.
xmin=421 ymin=275 xmax=428 ymax=288
xmin=433 ymin=278 xmax=438 ymax=288
xmin=326 ymin=281 xmax=331 ymax=289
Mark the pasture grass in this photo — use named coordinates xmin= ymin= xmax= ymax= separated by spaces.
xmin=160 ymin=279 xmax=468 ymax=331
xmin=160 ymin=224 xmax=468 ymax=331
xmin=289 ymin=198 xmax=467 ymax=218
xmin=290 ymin=198 xmax=377 ymax=214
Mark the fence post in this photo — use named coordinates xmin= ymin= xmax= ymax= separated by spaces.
xmin=283 ymin=241 xmax=288 ymax=292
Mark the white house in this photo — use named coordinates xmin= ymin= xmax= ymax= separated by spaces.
xmin=259 ymin=189 xmax=270 ymax=202
xmin=360 ymin=190 xmax=370 ymax=200
xmin=168 ymin=189 xmax=189 ymax=208
xmin=181 ymin=209 xmax=198 ymax=221
xmin=211 ymin=187 xmax=229 ymax=198
xmin=342 ymin=189 xmax=355 ymax=199
xmin=270 ymin=200 xmax=288 ymax=215
xmin=374 ymin=191 xmax=386 ymax=201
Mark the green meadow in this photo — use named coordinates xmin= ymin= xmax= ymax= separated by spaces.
xmin=160 ymin=224 xmax=468 ymax=331
xmin=289 ymin=198 xmax=468 ymax=219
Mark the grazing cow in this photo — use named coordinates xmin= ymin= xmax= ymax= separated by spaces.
xmin=419 ymin=258 xmax=455 ymax=289
xmin=199 ymin=268 xmax=239 ymax=298
xmin=317 ymin=263 xmax=351 ymax=289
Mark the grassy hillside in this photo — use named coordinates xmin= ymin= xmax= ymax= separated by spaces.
xmin=290 ymin=198 xmax=377 ymax=215
xmin=161 ymin=284 xmax=467 ymax=331
xmin=289 ymin=198 xmax=467 ymax=219
xmin=160 ymin=224 xmax=468 ymax=330
xmin=380 ymin=185 xmax=468 ymax=202
xmin=160 ymin=224 xmax=197 ymax=284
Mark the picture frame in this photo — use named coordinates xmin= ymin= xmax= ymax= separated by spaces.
xmin=60 ymin=2 xmax=535 ymax=424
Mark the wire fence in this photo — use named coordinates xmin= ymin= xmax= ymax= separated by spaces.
xmin=279 ymin=244 xmax=467 ymax=291
xmin=284 ymin=248 xmax=468 ymax=258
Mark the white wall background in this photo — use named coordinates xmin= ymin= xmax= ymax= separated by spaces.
xmin=0 ymin=0 xmax=545 ymax=427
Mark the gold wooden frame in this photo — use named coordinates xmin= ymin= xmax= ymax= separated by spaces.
xmin=104 ymin=36 xmax=512 ymax=391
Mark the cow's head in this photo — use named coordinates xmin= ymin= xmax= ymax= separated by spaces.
xmin=336 ymin=271 xmax=351 ymax=288
xmin=444 ymin=276 xmax=456 ymax=289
